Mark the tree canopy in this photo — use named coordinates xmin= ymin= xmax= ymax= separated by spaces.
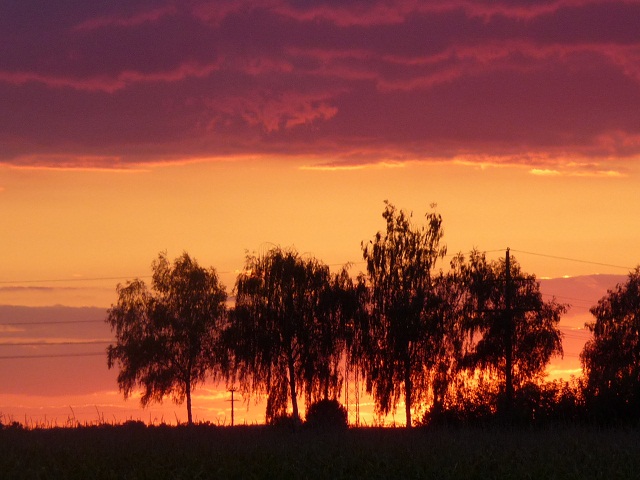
xmin=229 ymin=247 xmax=340 ymax=423
xmin=581 ymin=267 xmax=640 ymax=420
xmin=453 ymin=249 xmax=566 ymax=415
xmin=360 ymin=201 xmax=447 ymax=427
xmin=106 ymin=252 xmax=228 ymax=425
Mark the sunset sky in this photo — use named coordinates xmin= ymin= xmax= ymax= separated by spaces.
xmin=2 ymin=0 xmax=640 ymax=426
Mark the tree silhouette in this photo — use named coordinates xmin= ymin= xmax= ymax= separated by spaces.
xmin=229 ymin=247 xmax=335 ymax=424
xmin=455 ymin=250 xmax=566 ymax=416
xmin=361 ymin=201 xmax=447 ymax=427
xmin=106 ymin=252 xmax=228 ymax=425
xmin=581 ymin=267 xmax=640 ymax=421
xmin=426 ymin=267 xmax=471 ymax=418
xmin=302 ymin=266 xmax=353 ymax=405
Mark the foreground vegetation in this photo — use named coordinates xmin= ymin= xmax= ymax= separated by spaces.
xmin=2 ymin=423 xmax=640 ymax=479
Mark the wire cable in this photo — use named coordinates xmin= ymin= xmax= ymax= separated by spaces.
xmin=0 ymin=340 xmax=111 ymax=347
xmin=0 ymin=248 xmax=631 ymax=286
xmin=0 ymin=352 xmax=105 ymax=360
xmin=511 ymin=250 xmax=634 ymax=271
xmin=0 ymin=275 xmax=151 ymax=285
xmin=0 ymin=319 xmax=104 ymax=326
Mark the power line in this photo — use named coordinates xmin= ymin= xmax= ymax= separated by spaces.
xmin=540 ymin=292 xmax=594 ymax=304
xmin=511 ymin=250 xmax=634 ymax=271
xmin=559 ymin=326 xmax=589 ymax=331
xmin=0 ymin=275 xmax=152 ymax=285
xmin=0 ymin=248 xmax=631 ymax=287
xmin=562 ymin=333 xmax=591 ymax=341
xmin=0 ymin=320 xmax=104 ymax=326
xmin=540 ymin=296 xmax=594 ymax=311
xmin=0 ymin=352 xmax=105 ymax=360
xmin=0 ymin=263 xmax=367 ymax=286
xmin=0 ymin=248 xmax=628 ymax=334
xmin=0 ymin=250 xmax=515 ymax=288
xmin=0 ymin=340 xmax=111 ymax=347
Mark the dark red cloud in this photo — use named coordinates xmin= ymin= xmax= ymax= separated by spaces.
xmin=2 ymin=0 xmax=640 ymax=172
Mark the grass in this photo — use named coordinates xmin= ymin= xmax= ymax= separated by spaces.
xmin=2 ymin=424 xmax=640 ymax=479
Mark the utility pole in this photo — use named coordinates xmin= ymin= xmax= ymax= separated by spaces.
xmin=504 ymin=248 xmax=514 ymax=417
xmin=228 ymin=387 xmax=237 ymax=426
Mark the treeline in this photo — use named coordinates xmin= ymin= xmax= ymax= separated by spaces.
xmin=106 ymin=202 xmax=640 ymax=427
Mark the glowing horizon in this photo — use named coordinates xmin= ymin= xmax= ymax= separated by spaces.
xmin=2 ymin=0 xmax=640 ymax=426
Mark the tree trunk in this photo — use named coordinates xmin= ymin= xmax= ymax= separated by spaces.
xmin=186 ymin=375 xmax=193 ymax=425
xmin=288 ymin=355 xmax=299 ymax=422
xmin=404 ymin=363 xmax=413 ymax=428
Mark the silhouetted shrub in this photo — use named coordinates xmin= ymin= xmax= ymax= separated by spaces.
xmin=268 ymin=414 xmax=300 ymax=430
xmin=0 ymin=420 xmax=24 ymax=431
xmin=420 ymin=377 xmax=498 ymax=427
xmin=122 ymin=419 xmax=146 ymax=429
xmin=423 ymin=402 xmax=495 ymax=427
xmin=509 ymin=379 xmax=586 ymax=426
xmin=421 ymin=378 xmax=589 ymax=427
xmin=305 ymin=399 xmax=348 ymax=429
xmin=583 ymin=384 xmax=640 ymax=425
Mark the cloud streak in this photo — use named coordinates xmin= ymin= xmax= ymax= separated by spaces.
xmin=0 ymin=61 xmax=219 ymax=93
xmin=1 ymin=0 xmax=640 ymax=171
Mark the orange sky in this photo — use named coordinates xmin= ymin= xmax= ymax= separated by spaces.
xmin=1 ymin=159 xmax=638 ymax=426
xmin=2 ymin=0 xmax=640 ymax=425
xmin=2 ymin=159 xmax=639 ymax=304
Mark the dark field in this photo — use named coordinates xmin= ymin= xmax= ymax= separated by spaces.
xmin=2 ymin=424 xmax=640 ymax=479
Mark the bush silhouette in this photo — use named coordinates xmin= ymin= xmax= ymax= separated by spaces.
xmin=305 ymin=399 xmax=348 ymax=429
xmin=268 ymin=414 xmax=300 ymax=430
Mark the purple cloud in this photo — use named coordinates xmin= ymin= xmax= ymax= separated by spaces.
xmin=1 ymin=0 xmax=639 ymax=171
